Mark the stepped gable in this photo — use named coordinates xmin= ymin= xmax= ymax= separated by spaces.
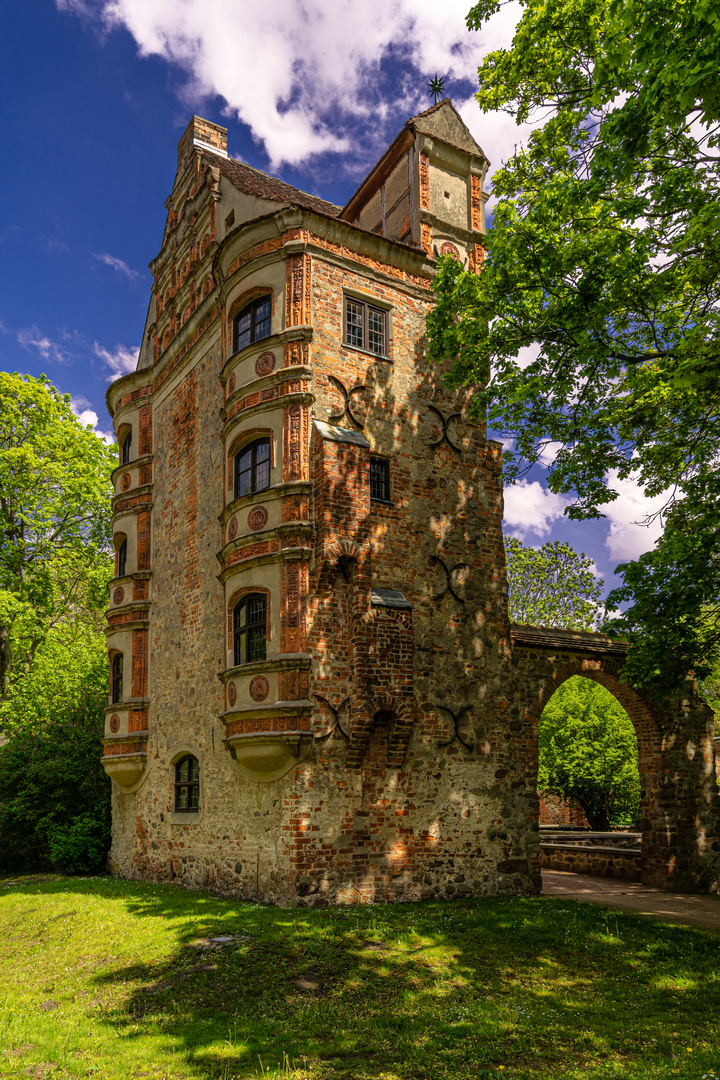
xmin=204 ymin=151 xmax=342 ymax=219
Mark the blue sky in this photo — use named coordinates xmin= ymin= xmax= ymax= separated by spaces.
xmin=0 ymin=0 xmax=662 ymax=598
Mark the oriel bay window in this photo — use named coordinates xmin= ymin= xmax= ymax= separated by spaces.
xmin=233 ymin=296 xmax=271 ymax=353
xmin=233 ymin=594 xmax=267 ymax=666
xmin=235 ymin=438 xmax=271 ymax=498
xmin=111 ymin=654 xmax=124 ymax=704
xmin=344 ymin=296 xmax=388 ymax=357
xmin=121 ymin=430 xmax=132 ymax=465
xmin=174 ymin=755 xmax=200 ymax=813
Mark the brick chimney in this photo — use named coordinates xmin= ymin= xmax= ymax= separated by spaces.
xmin=177 ymin=116 xmax=228 ymax=173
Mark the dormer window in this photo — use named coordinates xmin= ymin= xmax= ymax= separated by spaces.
xmin=233 ymin=296 xmax=271 ymax=353
xmin=121 ymin=430 xmax=132 ymax=465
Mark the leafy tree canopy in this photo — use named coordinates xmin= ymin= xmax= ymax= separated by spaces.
xmin=505 ymin=537 xmax=603 ymax=631
xmin=427 ymin=0 xmax=720 ymax=693
xmin=0 ymin=373 xmax=115 ymax=702
xmin=538 ymin=676 xmax=641 ymax=831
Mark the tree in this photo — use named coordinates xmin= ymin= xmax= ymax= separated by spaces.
xmin=538 ymin=676 xmax=641 ymax=831
xmin=505 ymin=537 xmax=603 ymax=631
xmin=0 ymin=373 xmax=115 ymax=704
xmin=426 ymin=0 xmax=720 ymax=693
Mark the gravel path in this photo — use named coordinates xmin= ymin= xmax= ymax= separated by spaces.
xmin=542 ymin=869 xmax=720 ymax=931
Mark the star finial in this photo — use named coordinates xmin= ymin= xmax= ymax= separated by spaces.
xmin=428 ymin=75 xmax=446 ymax=105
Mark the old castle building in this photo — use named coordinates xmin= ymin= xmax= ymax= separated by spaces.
xmin=104 ymin=102 xmax=720 ymax=903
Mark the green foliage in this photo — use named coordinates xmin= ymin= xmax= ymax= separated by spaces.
xmin=538 ymin=676 xmax=641 ymax=831
xmin=0 ymin=372 xmax=115 ymax=873
xmin=426 ymin=0 xmax=720 ymax=693
xmin=505 ymin=536 xmax=603 ymax=630
xmin=0 ymin=372 xmax=115 ymax=698
xmin=0 ymin=622 xmax=111 ymax=873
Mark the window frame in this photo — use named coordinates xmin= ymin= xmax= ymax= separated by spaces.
xmin=232 ymin=296 xmax=272 ymax=354
xmin=117 ymin=538 xmax=127 ymax=578
xmin=111 ymin=654 xmax=124 ymax=704
xmin=121 ymin=430 xmax=132 ymax=465
xmin=343 ymin=295 xmax=389 ymax=358
xmin=174 ymin=754 xmax=200 ymax=814
xmin=370 ymin=456 xmax=392 ymax=503
xmin=233 ymin=593 xmax=268 ymax=667
xmin=234 ymin=437 xmax=271 ymax=499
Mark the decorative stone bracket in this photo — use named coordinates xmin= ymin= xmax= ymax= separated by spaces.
xmin=225 ymin=730 xmax=313 ymax=783
xmin=101 ymin=734 xmax=149 ymax=793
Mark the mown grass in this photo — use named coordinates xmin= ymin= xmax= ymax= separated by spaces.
xmin=1 ymin=874 xmax=719 ymax=1080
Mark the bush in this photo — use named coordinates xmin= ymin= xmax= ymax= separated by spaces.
xmin=0 ymin=625 xmax=111 ymax=873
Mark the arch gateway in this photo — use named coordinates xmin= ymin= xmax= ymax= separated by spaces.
xmin=102 ymin=105 xmax=720 ymax=903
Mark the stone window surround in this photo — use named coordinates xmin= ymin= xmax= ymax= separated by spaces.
xmin=341 ymin=287 xmax=393 ymax=361
xmin=169 ymin=744 xmax=205 ymax=825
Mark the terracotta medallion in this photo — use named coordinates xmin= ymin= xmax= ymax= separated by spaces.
xmin=109 ymin=714 xmax=120 ymax=733
xmin=120 ymin=473 xmax=132 ymax=491
xmin=113 ymin=587 xmax=125 ymax=605
xmin=247 ymin=505 xmax=268 ymax=532
xmin=228 ymin=372 xmax=236 ymax=394
xmin=255 ymin=351 xmax=276 ymax=377
xmin=440 ymin=241 xmax=460 ymax=260
xmin=227 ymin=682 xmax=237 ymax=707
xmin=228 ymin=517 xmax=238 ymax=540
xmin=249 ymin=675 xmax=269 ymax=702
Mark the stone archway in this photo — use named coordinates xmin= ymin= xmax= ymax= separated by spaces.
xmin=512 ymin=626 xmax=720 ymax=892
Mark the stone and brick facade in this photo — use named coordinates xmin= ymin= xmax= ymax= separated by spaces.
xmin=103 ymin=102 xmax=720 ymax=902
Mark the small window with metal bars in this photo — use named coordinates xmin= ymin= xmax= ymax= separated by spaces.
xmin=370 ymin=456 xmax=391 ymax=502
xmin=344 ymin=296 xmax=388 ymax=357
xmin=174 ymin=755 xmax=200 ymax=813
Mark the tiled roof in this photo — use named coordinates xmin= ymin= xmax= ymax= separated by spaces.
xmin=204 ymin=151 xmax=342 ymax=218
xmin=510 ymin=625 xmax=628 ymax=655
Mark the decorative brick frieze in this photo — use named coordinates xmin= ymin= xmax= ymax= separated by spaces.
xmin=136 ymin=510 xmax=151 ymax=570
xmin=285 ymin=253 xmax=311 ymax=327
xmin=419 ymin=153 xmax=430 ymax=209
xmin=131 ymin=628 xmax=149 ymax=698
xmin=470 ymin=174 xmax=483 ymax=231
xmin=280 ymin=561 xmax=307 ymax=654
xmin=283 ymin=404 xmax=309 ymax=482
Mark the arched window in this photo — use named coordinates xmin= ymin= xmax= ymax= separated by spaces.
xmin=117 ymin=538 xmax=127 ymax=578
xmin=233 ymin=296 xmax=271 ymax=353
xmin=111 ymin=654 xmax=124 ymax=704
xmin=174 ymin=755 xmax=200 ymax=813
xmin=233 ymin=594 xmax=267 ymax=666
xmin=121 ymin=430 xmax=132 ymax=465
xmin=234 ymin=438 xmax=271 ymax=498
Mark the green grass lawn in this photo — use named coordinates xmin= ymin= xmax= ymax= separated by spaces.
xmin=1 ymin=874 xmax=719 ymax=1080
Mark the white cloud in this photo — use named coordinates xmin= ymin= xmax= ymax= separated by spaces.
xmin=70 ymin=396 xmax=115 ymax=444
xmin=92 ymin=252 xmax=142 ymax=281
xmin=94 ymin=341 xmax=139 ymax=381
xmin=503 ymin=479 xmax=570 ymax=540
xmin=58 ymin=0 xmax=525 ymax=169
xmin=17 ymin=326 xmax=70 ymax=363
xmin=603 ymin=470 xmax=667 ymax=562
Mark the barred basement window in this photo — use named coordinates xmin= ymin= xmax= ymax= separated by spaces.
xmin=370 ymin=456 xmax=391 ymax=502
xmin=111 ymin=654 xmax=124 ymax=704
xmin=121 ymin=430 xmax=132 ymax=465
xmin=174 ymin=755 xmax=200 ymax=813
xmin=234 ymin=438 xmax=271 ymax=498
xmin=233 ymin=594 xmax=267 ymax=666
xmin=233 ymin=296 xmax=271 ymax=353
xmin=344 ymin=297 xmax=388 ymax=356
xmin=117 ymin=538 xmax=127 ymax=578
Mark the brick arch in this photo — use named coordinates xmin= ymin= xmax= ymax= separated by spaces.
xmin=512 ymin=626 xmax=720 ymax=892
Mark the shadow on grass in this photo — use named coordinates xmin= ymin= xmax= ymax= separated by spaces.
xmin=3 ymin=873 xmax=720 ymax=1079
